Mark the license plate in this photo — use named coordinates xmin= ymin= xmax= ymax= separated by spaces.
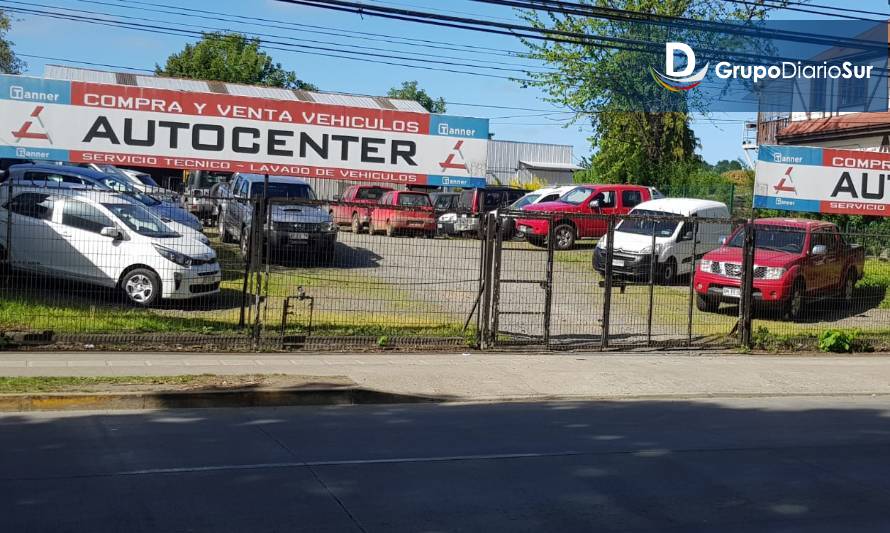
xmin=289 ymin=232 xmax=309 ymax=240
xmin=612 ymin=259 xmax=625 ymax=267
xmin=722 ymin=287 xmax=741 ymax=298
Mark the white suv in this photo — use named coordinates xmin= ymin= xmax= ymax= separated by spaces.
xmin=0 ymin=188 xmax=220 ymax=306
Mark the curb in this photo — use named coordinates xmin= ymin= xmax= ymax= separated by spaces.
xmin=0 ymin=387 xmax=442 ymax=412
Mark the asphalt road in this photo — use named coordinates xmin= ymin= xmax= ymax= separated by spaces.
xmin=3 ymin=397 xmax=890 ymax=532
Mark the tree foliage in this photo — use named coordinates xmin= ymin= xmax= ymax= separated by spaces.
xmin=0 ymin=10 xmax=24 ymax=74
xmin=387 ymin=81 xmax=447 ymax=113
xmin=156 ymin=32 xmax=316 ymax=90
xmin=520 ymin=0 xmax=771 ymax=187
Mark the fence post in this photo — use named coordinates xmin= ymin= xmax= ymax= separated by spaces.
xmin=479 ymin=212 xmax=497 ymax=349
xmin=647 ymin=219 xmax=657 ymax=346
xmin=250 ymin=175 xmax=269 ymax=349
xmin=3 ymin=178 xmax=12 ymax=284
xmin=738 ymin=219 xmax=755 ymax=348
xmin=489 ymin=212 xmax=504 ymax=348
xmin=601 ymin=216 xmax=615 ymax=349
xmin=686 ymin=217 xmax=699 ymax=346
xmin=543 ymin=213 xmax=555 ymax=349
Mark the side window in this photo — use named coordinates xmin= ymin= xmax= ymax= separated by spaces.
xmin=61 ymin=200 xmax=113 ymax=234
xmin=540 ymin=194 xmax=560 ymax=203
xmin=598 ymin=190 xmax=616 ymax=208
xmin=102 ymin=178 xmax=127 ymax=192
xmin=482 ymin=191 xmax=503 ymax=210
xmin=379 ymin=192 xmax=391 ymax=206
xmin=621 ymin=190 xmax=643 ymax=208
xmin=24 ymin=172 xmax=85 ymax=186
xmin=238 ymin=180 xmax=250 ymax=198
xmin=6 ymin=193 xmax=54 ymax=219
xmin=507 ymin=190 xmax=525 ymax=204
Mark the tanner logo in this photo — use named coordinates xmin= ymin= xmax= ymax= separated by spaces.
xmin=774 ymin=166 xmax=797 ymax=194
xmin=650 ymin=42 xmax=709 ymax=92
xmin=11 ymin=106 xmax=51 ymax=142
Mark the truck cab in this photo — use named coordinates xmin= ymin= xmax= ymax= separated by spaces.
xmin=330 ymin=184 xmax=394 ymax=233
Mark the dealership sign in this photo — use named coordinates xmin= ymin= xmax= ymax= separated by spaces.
xmin=0 ymin=74 xmax=489 ymax=188
xmin=755 ymin=145 xmax=890 ymax=216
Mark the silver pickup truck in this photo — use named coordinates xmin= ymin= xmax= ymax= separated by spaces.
xmin=216 ymin=173 xmax=337 ymax=257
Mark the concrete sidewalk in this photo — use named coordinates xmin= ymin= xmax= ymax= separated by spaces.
xmin=3 ymin=351 xmax=890 ymax=401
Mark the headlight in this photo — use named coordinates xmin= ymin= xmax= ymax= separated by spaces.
xmin=640 ymin=244 xmax=662 ymax=255
xmin=759 ymin=265 xmax=786 ymax=280
xmin=700 ymin=259 xmax=713 ymax=272
xmin=153 ymin=244 xmax=193 ymax=267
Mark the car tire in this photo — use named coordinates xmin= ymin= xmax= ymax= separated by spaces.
xmin=696 ymin=293 xmax=719 ymax=313
xmin=553 ymin=224 xmax=576 ymax=250
xmin=424 ymin=231 xmax=436 ymax=239
xmin=121 ymin=268 xmax=161 ymax=307
xmin=218 ymin=217 xmax=232 ymax=243
xmin=841 ymin=270 xmax=855 ymax=304
xmin=351 ymin=213 xmax=362 ymax=234
xmin=385 ymin=220 xmax=395 ymax=237
xmin=659 ymin=257 xmax=678 ymax=285
xmin=783 ymin=279 xmax=806 ymax=321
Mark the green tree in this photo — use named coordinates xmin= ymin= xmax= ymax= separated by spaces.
xmin=0 ymin=10 xmax=24 ymax=74
xmin=156 ymin=32 xmax=316 ymax=90
xmin=387 ymin=81 xmax=447 ymax=113
xmin=520 ymin=0 xmax=775 ymax=188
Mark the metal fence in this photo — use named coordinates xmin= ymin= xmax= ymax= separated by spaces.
xmin=1 ymin=186 xmax=889 ymax=352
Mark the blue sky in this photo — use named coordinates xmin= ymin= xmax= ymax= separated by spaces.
xmin=4 ymin=0 xmax=884 ymax=166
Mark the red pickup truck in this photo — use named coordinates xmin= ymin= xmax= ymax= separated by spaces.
xmin=516 ymin=184 xmax=660 ymax=250
xmin=369 ymin=190 xmax=436 ymax=237
xmin=331 ymin=185 xmax=394 ymax=233
xmin=694 ymin=218 xmax=864 ymax=320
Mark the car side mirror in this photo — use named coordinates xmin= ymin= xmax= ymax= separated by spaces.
xmin=682 ymin=231 xmax=693 ymax=241
xmin=100 ymin=226 xmax=122 ymax=240
xmin=719 ymin=236 xmax=727 ymax=245
xmin=811 ymin=244 xmax=827 ymax=256
xmin=589 ymin=200 xmax=600 ymax=209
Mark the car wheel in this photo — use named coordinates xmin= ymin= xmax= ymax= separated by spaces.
xmin=351 ymin=213 xmax=362 ymax=234
xmin=386 ymin=220 xmax=395 ymax=237
xmin=553 ymin=224 xmax=576 ymax=250
xmin=696 ymin=293 xmax=719 ymax=313
xmin=121 ymin=268 xmax=160 ymax=307
xmin=527 ymin=235 xmax=546 ymax=248
xmin=841 ymin=270 xmax=855 ymax=304
xmin=784 ymin=279 xmax=806 ymax=321
xmin=424 ymin=231 xmax=436 ymax=239
xmin=659 ymin=257 xmax=678 ymax=285
xmin=218 ymin=217 xmax=232 ymax=243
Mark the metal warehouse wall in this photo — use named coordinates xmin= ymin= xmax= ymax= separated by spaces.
xmin=486 ymin=140 xmax=575 ymax=185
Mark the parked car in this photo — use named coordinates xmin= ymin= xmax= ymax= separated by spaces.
xmin=593 ymin=198 xmax=731 ymax=283
xmin=450 ymin=187 xmax=526 ymax=237
xmin=516 ymin=184 xmax=660 ymax=250
xmin=369 ymin=190 xmax=436 ymax=237
xmin=75 ymin=163 xmax=178 ymax=202
xmin=693 ymin=218 xmax=865 ymax=320
xmin=330 ymin=184 xmax=394 ymax=233
xmin=0 ymin=188 xmax=220 ymax=306
xmin=430 ymin=192 xmax=459 ymax=213
xmin=217 ymin=173 xmax=336 ymax=257
xmin=498 ymin=185 xmax=578 ymax=239
xmin=6 ymin=164 xmax=204 ymax=234
xmin=183 ymin=170 xmax=232 ymax=226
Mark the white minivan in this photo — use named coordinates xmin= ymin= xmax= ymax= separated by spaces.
xmin=594 ymin=198 xmax=731 ymax=283
xmin=0 ymin=188 xmax=220 ymax=306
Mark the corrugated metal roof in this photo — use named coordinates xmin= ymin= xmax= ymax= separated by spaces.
xmin=44 ymin=65 xmax=117 ymax=84
xmin=42 ymin=65 xmax=429 ymax=113
xmin=519 ymin=160 xmax=582 ymax=171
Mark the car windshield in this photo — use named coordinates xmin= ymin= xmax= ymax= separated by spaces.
xmin=195 ymin=172 xmax=230 ymax=188
xmin=434 ymin=195 xmax=455 ymax=209
xmin=250 ymin=183 xmax=316 ymax=199
xmin=356 ymin=187 xmax=389 ymax=200
xmin=397 ymin=193 xmax=430 ymax=207
xmin=560 ymin=187 xmax=594 ymax=205
xmin=510 ymin=194 xmax=540 ymax=209
xmin=103 ymin=203 xmax=178 ymax=238
xmin=94 ymin=164 xmax=132 ymax=181
xmin=134 ymin=173 xmax=158 ymax=187
xmin=615 ymin=209 xmax=681 ymax=237
xmin=727 ymin=225 xmax=806 ymax=253
xmin=121 ymin=190 xmax=160 ymax=207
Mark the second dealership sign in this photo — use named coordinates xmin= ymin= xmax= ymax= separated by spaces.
xmin=755 ymin=145 xmax=890 ymax=216
xmin=0 ymin=74 xmax=489 ymax=187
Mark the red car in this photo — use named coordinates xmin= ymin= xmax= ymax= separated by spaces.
xmin=369 ymin=190 xmax=436 ymax=237
xmin=331 ymin=185 xmax=394 ymax=233
xmin=694 ymin=218 xmax=865 ymax=320
xmin=516 ymin=184 xmax=660 ymax=250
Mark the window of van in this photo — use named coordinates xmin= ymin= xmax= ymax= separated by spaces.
xmin=7 ymin=193 xmax=54 ymax=219
xmin=622 ymin=190 xmax=643 ymax=208
xmin=616 ymin=209 xmax=680 ymax=237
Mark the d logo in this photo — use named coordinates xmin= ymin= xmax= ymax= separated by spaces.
xmin=666 ymin=42 xmax=696 ymax=77
xmin=650 ymin=42 xmax=709 ymax=92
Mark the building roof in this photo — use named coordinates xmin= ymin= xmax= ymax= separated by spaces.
xmin=43 ymin=65 xmax=430 ymax=114
xmin=518 ymin=160 xmax=582 ymax=171
xmin=776 ymin=112 xmax=890 ymax=143
xmin=632 ymin=198 xmax=727 ymax=216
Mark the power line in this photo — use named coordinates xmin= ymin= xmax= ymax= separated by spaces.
xmin=719 ymin=0 xmax=882 ymax=22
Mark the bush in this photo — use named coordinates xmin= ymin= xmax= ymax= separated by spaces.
xmin=818 ymin=329 xmax=873 ymax=353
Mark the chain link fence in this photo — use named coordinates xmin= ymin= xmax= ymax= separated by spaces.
xmin=1 ymin=185 xmax=889 ymax=352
